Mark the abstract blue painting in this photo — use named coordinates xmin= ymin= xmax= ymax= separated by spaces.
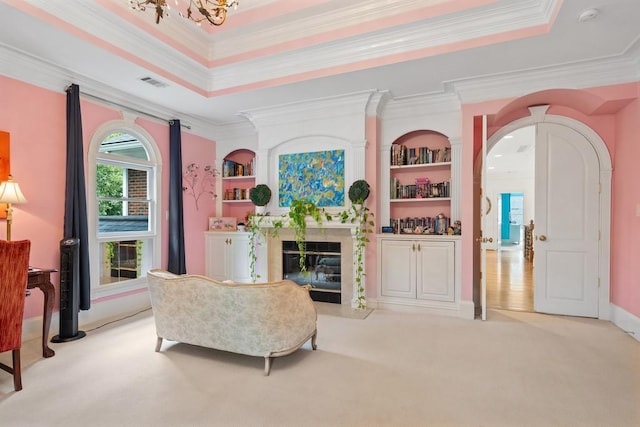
xmin=278 ymin=150 xmax=345 ymax=207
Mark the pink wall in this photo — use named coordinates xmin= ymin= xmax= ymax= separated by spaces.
xmin=461 ymin=83 xmax=640 ymax=318
xmin=0 ymin=75 xmax=216 ymax=319
xmin=611 ymin=89 xmax=640 ymax=315
xmin=178 ymin=129 xmax=218 ymax=275
xmin=1 ymin=76 xmax=67 ymax=318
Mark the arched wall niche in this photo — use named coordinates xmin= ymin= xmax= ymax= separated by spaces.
xmin=392 ymin=129 xmax=450 ymax=145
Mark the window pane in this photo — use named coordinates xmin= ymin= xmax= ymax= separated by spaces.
xmin=127 ymin=169 xmax=149 ymax=203
xmin=100 ymin=133 xmax=149 ymax=160
xmin=96 ymin=164 xmax=124 ymax=201
xmin=100 ymin=239 xmax=149 ymax=285
xmin=97 ymin=165 xmax=150 ymax=233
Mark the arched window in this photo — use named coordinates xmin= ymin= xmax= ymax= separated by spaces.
xmin=88 ymin=124 xmax=161 ymax=296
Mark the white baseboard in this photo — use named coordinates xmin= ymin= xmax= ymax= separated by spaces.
xmin=611 ymin=304 xmax=640 ymax=343
xmin=459 ymin=300 xmax=476 ymax=320
xmin=369 ymin=297 xmax=471 ymax=319
xmin=22 ymin=290 xmax=151 ymax=343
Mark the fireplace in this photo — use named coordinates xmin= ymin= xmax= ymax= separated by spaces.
xmin=282 ymin=241 xmax=341 ymax=303
xmin=264 ymin=224 xmax=355 ymax=306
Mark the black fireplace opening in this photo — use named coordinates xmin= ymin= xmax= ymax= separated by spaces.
xmin=282 ymin=240 xmax=341 ymax=304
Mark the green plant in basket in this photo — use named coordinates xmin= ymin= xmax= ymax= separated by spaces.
xmin=338 ymin=180 xmax=374 ymax=309
xmin=249 ymin=184 xmax=271 ymax=207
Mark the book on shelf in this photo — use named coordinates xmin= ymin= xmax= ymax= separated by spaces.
xmin=390 ymin=144 xmax=451 ymax=166
xmin=391 ymin=178 xmax=450 ymax=199
xmin=390 ymin=215 xmax=450 ymax=234
xmin=224 ymin=188 xmax=249 ymax=201
xmin=222 ymin=158 xmax=255 ymax=177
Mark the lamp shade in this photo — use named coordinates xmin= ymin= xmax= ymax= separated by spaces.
xmin=0 ymin=175 xmax=27 ymax=204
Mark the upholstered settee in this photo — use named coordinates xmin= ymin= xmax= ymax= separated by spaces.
xmin=146 ymin=270 xmax=317 ymax=375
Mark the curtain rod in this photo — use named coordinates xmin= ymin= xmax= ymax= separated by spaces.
xmin=65 ymin=85 xmax=191 ymax=130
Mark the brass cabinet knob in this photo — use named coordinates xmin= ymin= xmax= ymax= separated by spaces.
xmin=539 ymin=235 xmax=547 ymax=241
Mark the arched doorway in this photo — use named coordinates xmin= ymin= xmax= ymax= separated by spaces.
xmin=479 ymin=106 xmax=612 ymax=319
xmin=485 ymin=126 xmax=535 ymax=312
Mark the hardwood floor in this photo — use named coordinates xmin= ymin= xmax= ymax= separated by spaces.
xmin=486 ymin=245 xmax=534 ymax=312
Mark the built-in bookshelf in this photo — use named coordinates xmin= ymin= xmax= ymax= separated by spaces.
xmin=222 ymin=149 xmax=256 ymax=224
xmin=389 ymin=131 xmax=452 ymax=234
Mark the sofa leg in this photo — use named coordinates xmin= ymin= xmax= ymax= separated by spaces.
xmin=311 ymin=331 xmax=318 ymax=350
xmin=155 ymin=337 xmax=163 ymax=352
xmin=13 ymin=349 xmax=22 ymax=391
xmin=264 ymin=357 xmax=272 ymax=376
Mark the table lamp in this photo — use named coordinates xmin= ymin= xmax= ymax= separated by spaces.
xmin=0 ymin=175 xmax=28 ymax=241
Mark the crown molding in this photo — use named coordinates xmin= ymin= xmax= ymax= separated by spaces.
xmin=210 ymin=0 xmax=485 ymax=59
xmin=207 ymin=0 xmax=557 ymax=92
xmin=382 ymin=92 xmax=461 ymax=120
xmin=0 ymin=42 xmax=225 ymax=140
xmin=450 ymin=40 xmax=640 ymax=104
xmin=239 ymin=90 xmax=379 ymax=129
xmin=17 ymin=0 xmax=559 ymax=95
xmin=366 ymin=90 xmax=391 ymax=117
xmin=24 ymin=0 xmax=210 ymax=87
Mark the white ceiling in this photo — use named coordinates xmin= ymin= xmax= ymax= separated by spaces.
xmin=487 ymin=126 xmax=535 ymax=177
xmin=0 ymin=0 xmax=639 ymax=132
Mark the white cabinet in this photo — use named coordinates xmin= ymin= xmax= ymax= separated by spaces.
xmin=377 ymin=235 xmax=458 ymax=309
xmin=205 ymin=232 xmax=266 ymax=283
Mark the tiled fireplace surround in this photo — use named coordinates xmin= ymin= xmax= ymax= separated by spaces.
xmin=261 ymin=221 xmax=357 ymax=306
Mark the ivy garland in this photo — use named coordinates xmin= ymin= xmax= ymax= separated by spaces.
xmin=247 ymin=180 xmax=374 ymax=310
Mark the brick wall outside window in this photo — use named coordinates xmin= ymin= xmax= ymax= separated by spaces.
xmin=128 ymin=169 xmax=148 ymax=215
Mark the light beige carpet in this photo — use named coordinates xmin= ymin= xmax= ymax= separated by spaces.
xmin=314 ymin=301 xmax=373 ymax=319
xmin=1 ymin=307 xmax=639 ymax=426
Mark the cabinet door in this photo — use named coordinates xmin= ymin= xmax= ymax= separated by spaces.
xmin=205 ymin=233 xmax=232 ymax=281
xmin=228 ymin=234 xmax=253 ymax=283
xmin=416 ymin=241 xmax=454 ymax=302
xmin=380 ymin=239 xmax=416 ymax=298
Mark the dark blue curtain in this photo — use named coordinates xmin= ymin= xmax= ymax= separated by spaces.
xmin=64 ymin=84 xmax=91 ymax=310
xmin=168 ymin=120 xmax=186 ymax=274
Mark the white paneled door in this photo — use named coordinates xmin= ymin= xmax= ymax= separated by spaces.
xmin=534 ymin=123 xmax=600 ymax=317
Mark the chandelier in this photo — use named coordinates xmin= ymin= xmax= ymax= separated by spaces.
xmin=129 ymin=0 xmax=239 ymax=26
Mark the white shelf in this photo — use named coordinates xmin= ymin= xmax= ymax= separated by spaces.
xmin=390 ymin=197 xmax=451 ymax=203
xmin=222 ymin=175 xmax=255 ymax=180
xmin=222 ymin=199 xmax=253 ymax=203
xmin=390 ymin=162 xmax=450 ymax=170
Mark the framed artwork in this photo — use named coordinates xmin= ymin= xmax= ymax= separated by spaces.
xmin=208 ymin=216 xmax=237 ymax=231
xmin=0 ymin=131 xmax=10 ymax=219
xmin=278 ymin=150 xmax=345 ymax=207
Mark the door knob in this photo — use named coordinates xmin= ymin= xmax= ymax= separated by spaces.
xmin=475 ymin=237 xmax=494 ymax=243
xmin=539 ymin=235 xmax=547 ymax=241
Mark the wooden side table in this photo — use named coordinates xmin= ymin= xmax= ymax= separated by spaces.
xmin=27 ymin=268 xmax=57 ymax=358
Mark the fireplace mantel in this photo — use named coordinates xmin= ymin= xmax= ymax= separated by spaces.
xmin=256 ymin=215 xmax=358 ymax=232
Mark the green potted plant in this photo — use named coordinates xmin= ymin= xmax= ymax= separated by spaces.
xmin=249 ymin=184 xmax=271 ymax=214
xmin=339 ymin=180 xmax=374 ymax=309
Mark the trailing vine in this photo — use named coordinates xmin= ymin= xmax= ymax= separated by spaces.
xmin=245 ymin=181 xmax=374 ymax=311
xmin=339 ymin=180 xmax=373 ymax=309
xmin=247 ymin=212 xmax=283 ymax=281
xmin=288 ymin=199 xmax=331 ymax=273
